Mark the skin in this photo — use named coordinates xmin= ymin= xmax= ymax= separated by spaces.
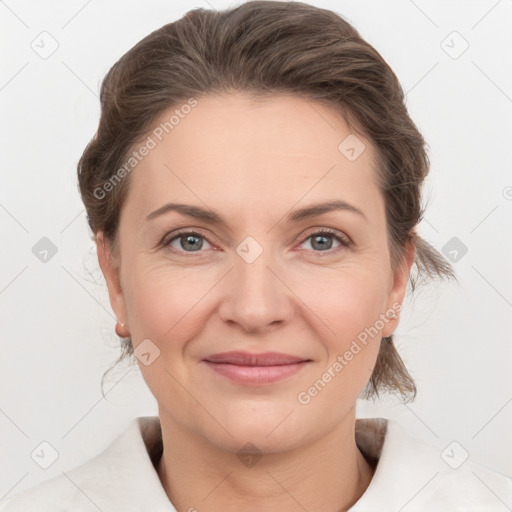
xmin=97 ymin=91 xmax=415 ymax=512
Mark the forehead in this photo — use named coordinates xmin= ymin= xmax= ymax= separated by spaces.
xmin=122 ymin=92 xmax=383 ymax=225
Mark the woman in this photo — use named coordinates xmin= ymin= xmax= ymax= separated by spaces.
xmin=2 ymin=1 xmax=510 ymax=510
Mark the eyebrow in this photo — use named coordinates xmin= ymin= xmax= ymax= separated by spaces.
xmin=146 ymin=200 xmax=367 ymax=226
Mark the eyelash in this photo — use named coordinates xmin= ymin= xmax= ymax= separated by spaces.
xmin=161 ymin=228 xmax=352 ymax=257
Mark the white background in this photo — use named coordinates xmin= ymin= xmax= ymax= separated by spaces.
xmin=1 ymin=0 xmax=511 ymax=500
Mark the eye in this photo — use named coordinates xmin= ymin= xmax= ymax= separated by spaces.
xmin=161 ymin=228 xmax=351 ymax=256
xmin=299 ymin=229 xmax=351 ymax=254
xmin=163 ymin=230 xmax=214 ymax=254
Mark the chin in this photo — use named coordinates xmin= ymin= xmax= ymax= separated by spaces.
xmin=198 ymin=404 xmax=311 ymax=455
xmin=206 ymin=426 xmax=304 ymax=456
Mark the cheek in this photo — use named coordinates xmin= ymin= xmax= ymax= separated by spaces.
xmin=291 ymin=271 xmax=386 ymax=419
xmin=299 ymin=266 xmax=389 ymax=342
xmin=121 ymin=265 xmax=219 ymax=413
xmin=123 ymin=263 xmax=219 ymax=347
xmin=297 ymin=266 xmax=388 ymax=389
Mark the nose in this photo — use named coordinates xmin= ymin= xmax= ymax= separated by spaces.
xmin=217 ymin=242 xmax=295 ymax=333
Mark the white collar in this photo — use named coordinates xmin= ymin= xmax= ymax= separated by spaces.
xmin=3 ymin=415 xmax=511 ymax=511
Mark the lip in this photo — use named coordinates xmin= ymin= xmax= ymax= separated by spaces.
xmin=203 ymin=351 xmax=311 ymax=385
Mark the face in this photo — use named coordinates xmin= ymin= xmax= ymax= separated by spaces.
xmin=98 ymin=92 xmax=413 ymax=453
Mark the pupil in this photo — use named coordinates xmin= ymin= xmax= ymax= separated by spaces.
xmin=183 ymin=235 xmax=202 ymax=251
xmin=313 ymin=234 xmax=332 ymax=251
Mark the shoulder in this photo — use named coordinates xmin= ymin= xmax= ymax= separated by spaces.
xmin=0 ymin=470 xmax=89 ymax=512
xmin=420 ymin=461 xmax=512 ymax=509
xmin=353 ymin=417 xmax=512 ymax=511
xmin=403 ymin=431 xmax=512 ymax=510
xmin=0 ymin=416 xmax=172 ymax=512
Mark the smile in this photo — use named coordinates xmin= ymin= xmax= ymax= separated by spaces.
xmin=203 ymin=351 xmax=311 ymax=385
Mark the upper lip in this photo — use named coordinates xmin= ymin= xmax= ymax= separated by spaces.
xmin=204 ymin=351 xmax=310 ymax=366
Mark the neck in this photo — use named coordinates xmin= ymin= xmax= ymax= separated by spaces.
xmin=156 ymin=408 xmax=375 ymax=512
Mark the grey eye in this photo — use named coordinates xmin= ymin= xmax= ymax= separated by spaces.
xmin=309 ymin=233 xmax=335 ymax=251
xmin=166 ymin=232 xmax=213 ymax=252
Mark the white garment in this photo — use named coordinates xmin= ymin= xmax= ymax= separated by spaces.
xmin=1 ymin=416 xmax=510 ymax=511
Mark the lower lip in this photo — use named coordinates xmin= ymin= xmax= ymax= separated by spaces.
xmin=203 ymin=361 xmax=309 ymax=385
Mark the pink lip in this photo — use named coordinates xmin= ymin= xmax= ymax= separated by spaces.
xmin=203 ymin=351 xmax=311 ymax=385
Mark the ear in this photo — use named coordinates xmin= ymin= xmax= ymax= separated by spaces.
xmin=96 ymin=231 xmax=129 ymax=336
xmin=382 ymin=237 xmax=415 ymax=337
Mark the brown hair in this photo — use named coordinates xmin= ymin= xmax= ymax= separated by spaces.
xmin=77 ymin=1 xmax=455 ymax=401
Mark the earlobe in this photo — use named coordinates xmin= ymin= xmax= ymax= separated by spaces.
xmin=115 ymin=319 xmax=129 ymax=338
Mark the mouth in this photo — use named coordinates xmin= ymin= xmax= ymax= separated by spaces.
xmin=203 ymin=351 xmax=311 ymax=385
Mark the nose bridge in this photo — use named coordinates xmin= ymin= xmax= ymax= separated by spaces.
xmin=220 ymin=234 xmax=291 ymax=330
xmin=235 ymin=234 xmax=277 ymax=302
